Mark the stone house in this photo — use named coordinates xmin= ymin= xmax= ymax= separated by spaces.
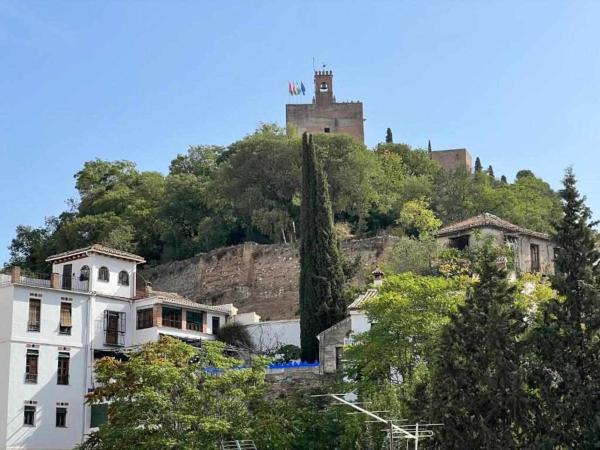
xmin=435 ymin=213 xmax=556 ymax=275
xmin=317 ymin=269 xmax=383 ymax=374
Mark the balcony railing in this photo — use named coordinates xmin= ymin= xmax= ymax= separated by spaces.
xmin=186 ymin=322 xmax=203 ymax=332
xmin=2 ymin=267 xmax=90 ymax=293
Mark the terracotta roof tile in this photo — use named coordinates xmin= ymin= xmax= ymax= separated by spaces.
xmin=435 ymin=213 xmax=550 ymax=240
xmin=348 ymin=288 xmax=379 ymax=310
xmin=46 ymin=244 xmax=146 ymax=263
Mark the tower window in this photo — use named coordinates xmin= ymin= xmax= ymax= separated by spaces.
xmin=324 ymin=127 xmax=331 ymax=133
xmin=80 ymin=265 xmax=90 ymax=281
xmin=118 ymin=271 xmax=129 ymax=286
xmin=320 ymin=81 xmax=328 ymax=92
xmin=98 ymin=267 xmax=109 ymax=282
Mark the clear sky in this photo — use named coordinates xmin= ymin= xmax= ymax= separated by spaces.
xmin=1 ymin=1 xmax=600 ymax=264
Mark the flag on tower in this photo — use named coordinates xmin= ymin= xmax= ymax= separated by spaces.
xmin=288 ymin=82 xmax=293 ymax=95
xmin=300 ymin=82 xmax=306 ymax=95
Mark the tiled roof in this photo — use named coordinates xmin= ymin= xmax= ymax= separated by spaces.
xmin=46 ymin=244 xmax=146 ymax=263
xmin=152 ymin=294 xmax=235 ymax=315
xmin=435 ymin=213 xmax=550 ymax=240
xmin=348 ymin=288 xmax=379 ymax=310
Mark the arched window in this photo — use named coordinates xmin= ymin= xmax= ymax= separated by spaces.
xmin=118 ymin=271 xmax=129 ymax=286
xmin=80 ymin=265 xmax=90 ymax=281
xmin=319 ymin=81 xmax=328 ymax=92
xmin=98 ymin=267 xmax=109 ymax=282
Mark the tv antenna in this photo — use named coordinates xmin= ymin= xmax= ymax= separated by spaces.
xmin=312 ymin=393 xmax=442 ymax=449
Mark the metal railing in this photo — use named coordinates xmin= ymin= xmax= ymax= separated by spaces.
xmin=3 ymin=269 xmax=91 ymax=292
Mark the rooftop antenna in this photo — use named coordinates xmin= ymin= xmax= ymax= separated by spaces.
xmin=312 ymin=393 xmax=442 ymax=449
xmin=312 ymin=56 xmax=316 ymax=72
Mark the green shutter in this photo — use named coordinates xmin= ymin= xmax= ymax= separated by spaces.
xmin=90 ymin=404 xmax=108 ymax=428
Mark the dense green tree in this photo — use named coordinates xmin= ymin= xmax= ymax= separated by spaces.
xmin=500 ymin=174 xmax=508 ymax=184
xmin=487 ymin=164 xmax=495 ymax=178
xmin=79 ymin=337 xmax=267 ymax=450
xmin=345 ymin=273 xmax=468 ymax=389
xmin=385 ymin=127 xmax=393 ymax=143
xmin=299 ymin=132 xmax=346 ymax=362
xmin=429 ymin=245 xmax=529 ymax=449
xmin=525 ymin=168 xmax=600 ymax=448
xmin=474 ymin=156 xmax=482 ymax=172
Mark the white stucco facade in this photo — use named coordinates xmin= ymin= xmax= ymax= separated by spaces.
xmin=0 ymin=245 xmax=236 ymax=450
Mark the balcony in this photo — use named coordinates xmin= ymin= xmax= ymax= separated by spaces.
xmin=1 ymin=267 xmax=90 ymax=293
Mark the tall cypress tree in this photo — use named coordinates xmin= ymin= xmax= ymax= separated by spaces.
xmin=487 ymin=165 xmax=495 ymax=178
xmin=526 ymin=168 xmax=600 ymax=447
xmin=474 ymin=157 xmax=483 ymax=173
xmin=385 ymin=128 xmax=393 ymax=144
xmin=299 ymin=132 xmax=346 ymax=362
xmin=429 ymin=245 xmax=528 ymax=448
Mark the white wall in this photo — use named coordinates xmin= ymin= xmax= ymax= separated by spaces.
xmin=89 ymin=254 xmax=136 ymax=299
xmin=91 ymin=296 xmax=132 ymax=349
xmin=245 ymin=319 xmax=300 ymax=352
xmin=5 ymin=342 xmax=85 ymax=450
xmin=52 ymin=253 xmax=137 ymax=299
xmin=1 ymin=286 xmax=88 ymax=450
xmin=349 ymin=311 xmax=371 ymax=335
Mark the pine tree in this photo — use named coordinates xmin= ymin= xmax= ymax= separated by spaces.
xmin=428 ymin=140 xmax=432 ymax=157
xmin=526 ymin=168 xmax=600 ymax=447
xmin=429 ymin=245 xmax=528 ymax=448
xmin=299 ymin=132 xmax=346 ymax=362
xmin=385 ymin=128 xmax=393 ymax=144
xmin=487 ymin=165 xmax=495 ymax=178
xmin=474 ymin=157 xmax=482 ymax=173
xmin=500 ymin=175 xmax=508 ymax=184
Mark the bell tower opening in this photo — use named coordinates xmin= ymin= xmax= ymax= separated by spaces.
xmin=314 ymin=70 xmax=333 ymax=106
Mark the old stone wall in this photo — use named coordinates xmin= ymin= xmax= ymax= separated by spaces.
xmin=142 ymin=236 xmax=396 ymax=321
xmin=431 ymin=148 xmax=472 ymax=173
xmin=286 ymin=102 xmax=364 ymax=143
xmin=266 ymin=367 xmax=331 ymax=399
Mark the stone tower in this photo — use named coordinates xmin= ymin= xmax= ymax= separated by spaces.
xmin=286 ymin=70 xmax=364 ymax=143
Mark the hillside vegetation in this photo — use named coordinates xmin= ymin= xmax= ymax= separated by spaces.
xmin=7 ymin=124 xmax=561 ymax=272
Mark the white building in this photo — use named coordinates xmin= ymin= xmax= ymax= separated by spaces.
xmin=0 ymin=244 xmax=239 ymax=450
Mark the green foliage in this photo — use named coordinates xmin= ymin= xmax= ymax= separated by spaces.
xmin=385 ymin=127 xmax=393 ymax=144
xmin=397 ymin=198 xmax=442 ymax=237
xmin=524 ymin=168 xmax=600 ymax=448
xmin=7 ymin=124 xmax=562 ymax=272
xmin=474 ymin=156 xmax=482 ymax=172
xmin=271 ymin=344 xmax=301 ymax=363
xmin=429 ymin=244 xmax=529 ymax=448
xmin=215 ymin=322 xmax=254 ymax=350
xmin=345 ymin=273 xmax=469 ymax=389
xmin=79 ymin=336 xmax=267 ymax=450
xmin=299 ymin=133 xmax=346 ymax=362
xmin=384 ymin=236 xmax=441 ymax=275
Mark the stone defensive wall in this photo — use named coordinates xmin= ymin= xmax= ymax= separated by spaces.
xmin=142 ymin=235 xmax=397 ymax=321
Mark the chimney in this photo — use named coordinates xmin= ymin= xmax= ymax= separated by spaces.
xmin=372 ymin=267 xmax=385 ymax=288
xmin=10 ymin=266 xmax=21 ymax=283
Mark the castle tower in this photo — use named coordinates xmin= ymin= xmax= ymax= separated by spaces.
xmin=314 ymin=70 xmax=334 ymax=106
xmin=286 ymin=70 xmax=364 ymax=143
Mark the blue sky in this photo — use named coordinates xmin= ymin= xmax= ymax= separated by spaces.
xmin=1 ymin=1 xmax=600 ymax=264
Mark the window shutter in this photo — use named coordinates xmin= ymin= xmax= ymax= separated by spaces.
xmin=119 ymin=312 xmax=126 ymax=333
xmin=60 ymin=303 xmax=72 ymax=327
xmin=103 ymin=310 xmax=109 ymax=331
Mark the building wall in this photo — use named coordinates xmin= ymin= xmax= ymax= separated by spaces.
xmin=286 ymin=102 xmax=364 ymax=143
xmin=436 ymin=227 xmax=555 ymax=275
xmin=2 ymin=285 xmax=88 ymax=450
xmin=52 ymin=254 xmax=136 ymax=299
xmin=431 ymin=149 xmax=472 ymax=173
xmin=244 ymin=319 xmax=300 ymax=352
xmin=318 ymin=317 xmax=351 ymax=374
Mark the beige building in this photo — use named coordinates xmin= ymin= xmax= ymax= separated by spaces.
xmin=435 ymin=213 xmax=556 ymax=275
